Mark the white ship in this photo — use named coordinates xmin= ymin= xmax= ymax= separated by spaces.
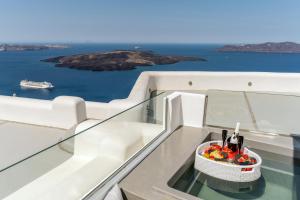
xmin=20 ymin=80 xmax=54 ymax=89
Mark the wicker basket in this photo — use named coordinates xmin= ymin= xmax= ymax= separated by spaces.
xmin=194 ymin=140 xmax=262 ymax=182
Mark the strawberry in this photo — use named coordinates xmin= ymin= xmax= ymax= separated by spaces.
xmin=210 ymin=144 xmax=222 ymax=151
xmin=222 ymin=146 xmax=233 ymax=154
xmin=250 ymin=158 xmax=257 ymax=164
xmin=243 ymin=154 xmax=249 ymax=160
xmin=228 ymin=152 xmax=235 ymax=160
xmin=238 ymin=157 xmax=246 ymax=163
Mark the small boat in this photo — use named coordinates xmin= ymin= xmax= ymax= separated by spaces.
xmin=20 ymin=80 xmax=54 ymax=89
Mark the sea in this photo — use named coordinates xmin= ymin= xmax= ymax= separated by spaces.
xmin=0 ymin=44 xmax=300 ymax=102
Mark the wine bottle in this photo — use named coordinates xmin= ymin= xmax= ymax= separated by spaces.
xmin=238 ymin=135 xmax=244 ymax=154
xmin=227 ymin=122 xmax=240 ymax=152
xmin=222 ymin=129 xmax=228 ymax=149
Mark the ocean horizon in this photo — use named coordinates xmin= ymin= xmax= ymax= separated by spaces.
xmin=0 ymin=43 xmax=300 ymax=102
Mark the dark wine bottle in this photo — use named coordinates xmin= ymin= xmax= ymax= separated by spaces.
xmin=238 ymin=135 xmax=244 ymax=154
xmin=222 ymin=129 xmax=228 ymax=149
xmin=227 ymin=122 xmax=240 ymax=153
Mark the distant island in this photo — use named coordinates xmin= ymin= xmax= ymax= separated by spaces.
xmin=218 ymin=42 xmax=300 ymax=53
xmin=41 ymin=50 xmax=206 ymax=71
xmin=0 ymin=44 xmax=68 ymax=52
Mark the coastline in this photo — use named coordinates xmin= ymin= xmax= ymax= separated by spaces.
xmin=1 ymin=44 xmax=300 ymax=102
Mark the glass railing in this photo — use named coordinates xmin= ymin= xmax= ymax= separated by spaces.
xmin=205 ymin=90 xmax=300 ymax=136
xmin=0 ymin=92 xmax=167 ymax=199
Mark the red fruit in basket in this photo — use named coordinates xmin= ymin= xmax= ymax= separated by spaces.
xmin=210 ymin=144 xmax=222 ymax=151
xmin=238 ymin=156 xmax=246 ymax=163
xmin=222 ymin=146 xmax=233 ymax=154
xmin=250 ymin=157 xmax=257 ymax=164
xmin=243 ymin=154 xmax=249 ymax=160
xmin=227 ymin=152 xmax=235 ymax=161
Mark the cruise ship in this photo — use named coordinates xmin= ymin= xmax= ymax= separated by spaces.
xmin=20 ymin=80 xmax=54 ymax=89
xmin=0 ymin=71 xmax=299 ymax=200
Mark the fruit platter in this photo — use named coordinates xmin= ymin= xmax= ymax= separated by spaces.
xmin=201 ymin=143 xmax=257 ymax=166
xmin=194 ymin=140 xmax=262 ymax=182
xmin=194 ymin=124 xmax=262 ymax=182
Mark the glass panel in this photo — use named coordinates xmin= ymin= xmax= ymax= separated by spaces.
xmin=205 ymin=90 xmax=300 ymax=135
xmin=246 ymin=92 xmax=300 ymax=135
xmin=0 ymin=92 xmax=167 ymax=199
xmin=205 ymin=90 xmax=256 ymax=131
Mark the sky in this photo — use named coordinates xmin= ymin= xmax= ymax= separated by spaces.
xmin=0 ymin=0 xmax=299 ymax=44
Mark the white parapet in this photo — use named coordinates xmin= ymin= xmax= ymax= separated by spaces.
xmin=135 ymin=71 xmax=300 ymax=93
xmin=85 ymin=71 xmax=300 ymax=121
xmin=0 ymin=95 xmax=86 ymax=129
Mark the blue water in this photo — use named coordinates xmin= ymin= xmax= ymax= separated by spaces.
xmin=0 ymin=44 xmax=300 ymax=102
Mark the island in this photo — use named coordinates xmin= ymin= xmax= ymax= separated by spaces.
xmin=41 ymin=50 xmax=206 ymax=71
xmin=218 ymin=42 xmax=300 ymax=53
xmin=0 ymin=44 xmax=68 ymax=52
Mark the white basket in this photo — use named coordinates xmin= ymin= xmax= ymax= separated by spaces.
xmin=194 ymin=140 xmax=262 ymax=182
